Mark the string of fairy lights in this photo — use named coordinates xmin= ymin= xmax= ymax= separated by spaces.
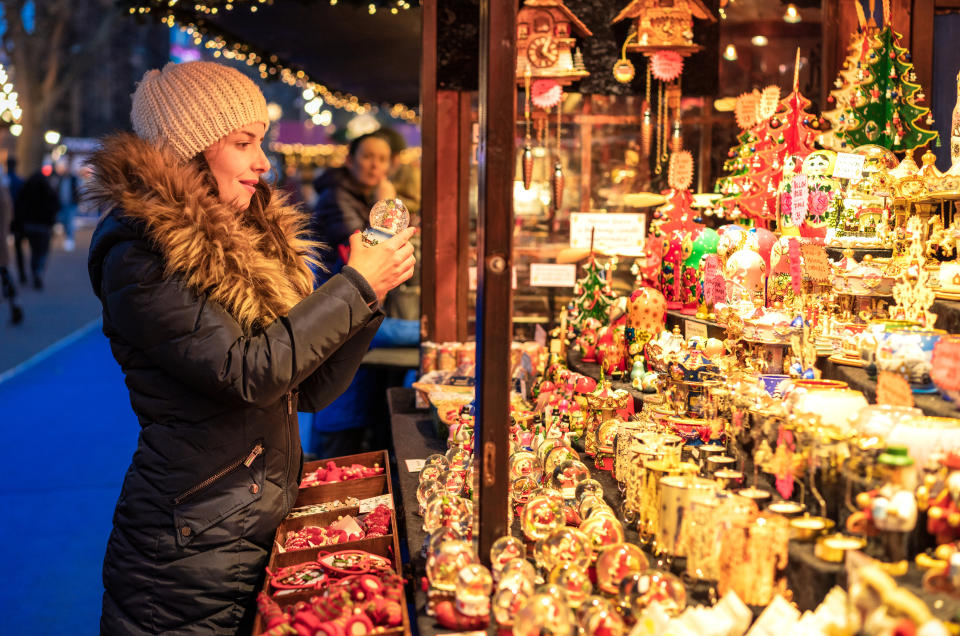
xmin=123 ymin=1 xmax=419 ymax=122
xmin=129 ymin=0 xmax=417 ymax=15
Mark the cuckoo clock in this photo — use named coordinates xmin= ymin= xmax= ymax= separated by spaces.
xmin=613 ymin=0 xmax=715 ymax=57
xmin=516 ymin=0 xmax=593 ymax=85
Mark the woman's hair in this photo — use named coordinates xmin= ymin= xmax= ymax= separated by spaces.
xmin=348 ymin=131 xmax=393 ymax=158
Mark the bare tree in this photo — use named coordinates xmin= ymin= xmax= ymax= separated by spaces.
xmin=2 ymin=0 xmax=116 ymax=174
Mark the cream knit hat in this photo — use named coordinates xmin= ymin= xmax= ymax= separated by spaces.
xmin=131 ymin=61 xmax=270 ymax=161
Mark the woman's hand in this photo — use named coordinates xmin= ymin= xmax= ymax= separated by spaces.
xmin=347 ymin=227 xmax=417 ymax=301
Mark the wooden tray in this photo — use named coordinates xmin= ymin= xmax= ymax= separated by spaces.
xmin=251 ymin=449 xmax=408 ymax=636
xmin=295 ymin=450 xmax=390 ymax=506
xmin=828 ymin=353 xmax=866 ymax=368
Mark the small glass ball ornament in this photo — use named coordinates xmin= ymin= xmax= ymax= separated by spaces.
xmin=362 ymin=198 xmax=410 ymax=246
xmin=548 ymin=563 xmax=592 ymax=608
xmin=424 ymin=493 xmax=473 ymax=534
xmin=522 ymin=492 xmax=564 ymax=542
xmin=512 ymin=592 xmax=577 ymax=636
xmin=544 ymin=445 xmax=580 ymax=478
xmin=575 ymin=478 xmax=604 ymax=503
xmin=424 ymin=453 xmax=449 ymax=472
xmin=509 ymin=450 xmax=543 ymax=483
xmin=618 ymin=569 xmax=687 ymax=617
xmin=445 ymin=446 xmax=472 ymax=473
xmin=576 ymin=595 xmax=616 ymax=623
xmin=595 ymin=543 xmax=649 ymax=595
xmin=493 ymin=584 xmax=532 ymax=629
xmin=536 ymin=438 xmax=561 ymax=468
xmin=511 ymin=475 xmax=538 ymax=511
xmin=455 ymin=563 xmax=493 ymax=617
xmin=426 ymin=539 xmax=478 ymax=591
xmin=580 ymin=602 xmax=627 ymax=636
xmin=416 ymin=479 xmax=442 ymax=516
xmin=578 ymin=513 xmax=625 ymax=559
xmin=535 ymin=527 xmax=591 ymax=571
xmin=436 ymin=469 xmax=465 ymax=497
xmin=419 ymin=464 xmax=444 ymax=484
xmin=550 ymin=459 xmax=591 ymax=498
xmin=490 ymin=536 xmax=527 ymax=582
xmin=578 ymin=493 xmax=612 ymax=520
xmin=497 ymin=558 xmax=537 ymax=594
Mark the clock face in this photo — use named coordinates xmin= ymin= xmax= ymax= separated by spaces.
xmin=527 ymin=35 xmax=559 ymax=69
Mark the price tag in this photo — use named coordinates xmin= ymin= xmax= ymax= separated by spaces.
xmin=832 ymin=152 xmax=866 ymax=180
xmin=877 ymin=371 xmax=915 ymax=408
xmin=570 ymin=212 xmax=646 ymax=251
xmin=530 ymin=263 xmax=577 ymax=287
xmin=701 ymin=254 xmax=725 ymax=305
xmin=405 ymin=459 xmax=426 ymax=472
xmin=790 ymin=174 xmax=809 ymax=227
xmin=800 ymin=244 xmax=832 ymax=283
xmin=931 ymin=338 xmax=960 ymax=391
xmin=358 ymin=494 xmax=394 ymax=514
xmin=684 ymin=319 xmax=709 ymax=342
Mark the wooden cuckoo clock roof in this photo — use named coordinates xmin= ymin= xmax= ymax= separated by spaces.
xmin=522 ymin=0 xmax=594 ymax=37
xmin=612 ymin=0 xmax=717 ymax=25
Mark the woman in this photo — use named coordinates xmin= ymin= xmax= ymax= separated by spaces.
xmin=310 ymin=131 xmax=393 ymax=280
xmin=87 ymin=61 xmax=415 ymax=634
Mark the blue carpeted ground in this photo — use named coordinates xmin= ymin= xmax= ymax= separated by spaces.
xmin=0 ymin=320 xmax=314 ymax=633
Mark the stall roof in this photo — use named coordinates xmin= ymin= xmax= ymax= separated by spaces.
xmin=131 ymin=1 xmax=422 ymax=107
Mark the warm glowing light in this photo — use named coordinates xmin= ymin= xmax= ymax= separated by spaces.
xmin=10 ymin=123 xmax=22 ymax=136
xmin=783 ymin=4 xmax=801 ymax=23
xmin=44 ymin=130 xmax=61 ymax=145
xmin=723 ymin=44 xmax=738 ymax=61
xmin=751 ymin=35 xmax=768 ymax=47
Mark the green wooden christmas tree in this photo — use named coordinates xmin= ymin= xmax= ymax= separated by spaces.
xmin=569 ymin=256 xmax=615 ymax=328
xmin=842 ymin=25 xmax=937 ymax=152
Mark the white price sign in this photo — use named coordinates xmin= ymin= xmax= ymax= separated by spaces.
xmin=358 ymin=494 xmax=394 ymax=513
xmin=405 ymin=459 xmax=426 ymax=472
xmin=529 ymin=263 xmax=577 ymax=287
xmin=832 ymin=152 xmax=866 ymax=180
xmin=569 ymin=212 xmax=646 ymax=252
xmin=684 ymin=319 xmax=709 ymax=342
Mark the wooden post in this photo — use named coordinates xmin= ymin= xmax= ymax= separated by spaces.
xmin=475 ymin=0 xmax=515 ymax=563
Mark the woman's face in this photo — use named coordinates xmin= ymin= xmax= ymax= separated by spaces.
xmin=347 ymin=136 xmax=391 ymax=189
xmin=203 ymin=122 xmax=270 ymax=210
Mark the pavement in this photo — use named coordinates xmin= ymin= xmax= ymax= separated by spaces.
xmin=0 ymin=220 xmax=103 ymax=375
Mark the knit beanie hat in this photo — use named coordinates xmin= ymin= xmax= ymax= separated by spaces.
xmin=130 ymin=61 xmax=270 ymax=161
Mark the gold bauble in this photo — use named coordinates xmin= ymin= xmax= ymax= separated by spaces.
xmin=856 ymin=492 xmax=872 ymax=509
xmin=928 ymin=505 xmax=944 ymax=520
xmin=949 ymin=511 xmax=960 ymax=527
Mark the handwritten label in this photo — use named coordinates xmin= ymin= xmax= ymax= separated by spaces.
xmin=702 ymin=254 xmax=725 ymax=305
xmin=405 ymin=459 xmax=426 ymax=472
xmin=800 ymin=244 xmax=832 ymax=283
xmin=530 ymin=263 xmax=577 ymax=287
xmin=358 ymin=494 xmax=395 ymax=514
xmin=684 ymin=319 xmax=709 ymax=342
xmin=570 ymin=212 xmax=646 ymax=252
xmin=877 ymin=371 xmax=915 ymax=408
xmin=789 ymin=239 xmax=803 ymax=296
xmin=832 ymin=152 xmax=866 ymax=180
xmin=790 ymin=174 xmax=809 ymax=227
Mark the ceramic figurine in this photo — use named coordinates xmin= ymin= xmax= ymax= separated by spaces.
xmin=928 ymin=452 xmax=960 ymax=546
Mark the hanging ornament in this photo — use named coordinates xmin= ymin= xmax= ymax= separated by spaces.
xmin=612 ymin=58 xmax=635 ymax=84
xmin=671 ymin=119 xmax=683 ymax=153
xmin=521 ymin=69 xmax=534 ymax=190
xmin=641 ymin=102 xmax=653 ymax=157
xmin=668 ymin=150 xmax=694 ymax=191
xmin=522 ymin=144 xmax=534 ymax=190
xmin=552 ymin=161 xmax=565 ymax=211
xmin=531 ymin=79 xmax=563 ymax=110
xmin=735 ymin=89 xmax=761 ymax=129
xmin=650 ymin=51 xmax=684 ymax=82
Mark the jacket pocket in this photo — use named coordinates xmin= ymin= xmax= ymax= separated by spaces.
xmin=173 ymin=440 xmax=265 ymax=548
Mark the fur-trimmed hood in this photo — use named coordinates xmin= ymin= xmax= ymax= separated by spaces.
xmin=87 ymin=133 xmax=319 ymax=331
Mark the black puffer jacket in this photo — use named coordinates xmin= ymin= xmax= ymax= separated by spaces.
xmin=87 ymin=135 xmax=383 ymax=634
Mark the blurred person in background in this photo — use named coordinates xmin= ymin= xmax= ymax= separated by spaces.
xmin=6 ymin=156 xmax=26 ymax=284
xmin=15 ymin=166 xmax=60 ymax=290
xmin=0 ymin=174 xmax=22 ymax=324
xmin=50 ymin=157 xmax=79 ymax=251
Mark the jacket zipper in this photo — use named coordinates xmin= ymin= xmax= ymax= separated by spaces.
xmin=282 ymin=391 xmax=294 ymax=507
xmin=173 ymin=442 xmax=263 ymax=505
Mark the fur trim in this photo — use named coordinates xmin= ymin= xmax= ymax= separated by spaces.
xmin=87 ymin=133 xmax=320 ymax=331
